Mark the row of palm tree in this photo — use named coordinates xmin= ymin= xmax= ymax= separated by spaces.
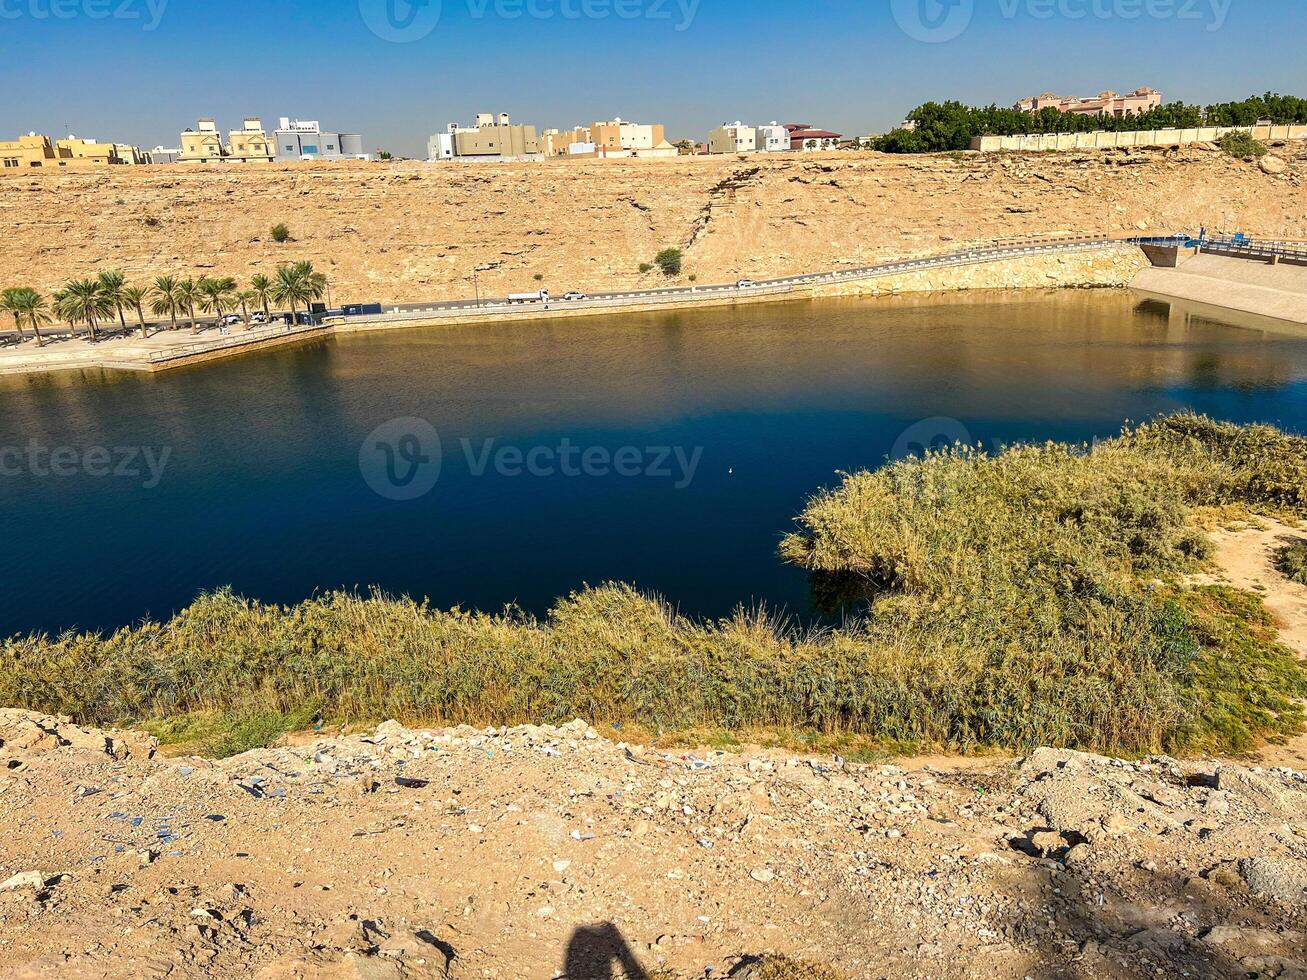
xmin=2 ymin=263 xmax=329 ymax=348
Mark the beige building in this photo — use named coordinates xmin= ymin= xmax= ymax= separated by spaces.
xmin=178 ymin=117 xmax=275 ymax=164
xmin=2 ymin=132 xmax=153 ymax=170
xmin=1016 ymin=87 xmax=1163 ymax=117
xmin=429 ymin=112 xmax=541 ymax=162
xmin=1 ymin=133 xmax=58 ymax=169
xmin=708 ymin=122 xmax=757 ymax=154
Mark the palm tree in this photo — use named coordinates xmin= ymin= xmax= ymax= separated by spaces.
xmin=150 ymin=275 xmax=182 ymax=331
xmin=198 ymin=276 xmax=236 ymax=329
xmin=13 ymin=288 xmax=52 ymax=347
xmin=56 ymin=278 xmax=112 ymax=342
xmin=249 ymin=274 xmax=274 ymax=319
xmin=175 ymin=278 xmax=200 ymax=334
xmin=270 ymin=263 xmax=318 ymax=325
xmin=235 ymin=289 xmax=258 ymax=330
xmin=1 ymin=287 xmax=27 ymax=341
xmin=97 ymin=270 xmax=129 ymax=335
xmin=121 ymin=285 xmax=150 ymax=339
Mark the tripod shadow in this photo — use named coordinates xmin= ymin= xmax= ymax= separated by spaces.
xmin=563 ymin=922 xmax=649 ymax=980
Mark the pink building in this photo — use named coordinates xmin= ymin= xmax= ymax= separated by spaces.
xmin=1015 ymin=87 xmax=1163 ymax=118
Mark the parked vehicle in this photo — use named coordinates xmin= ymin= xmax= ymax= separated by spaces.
xmin=736 ymin=279 xmax=758 ymax=288
xmin=221 ymin=313 xmax=243 ymax=326
xmin=562 ymin=291 xmax=588 ymax=301
xmin=342 ymin=303 xmax=384 ymax=316
xmin=250 ymin=311 xmax=270 ymax=325
xmin=508 ymin=289 xmax=550 ymax=303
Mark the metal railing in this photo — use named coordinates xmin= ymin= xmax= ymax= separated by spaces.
xmin=144 ymin=322 xmax=330 ymax=364
xmin=343 ymin=237 xmax=1124 ymax=328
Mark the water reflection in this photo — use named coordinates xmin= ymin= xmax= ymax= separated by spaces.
xmin=0 ymin=289 xmax=1304 ymax=636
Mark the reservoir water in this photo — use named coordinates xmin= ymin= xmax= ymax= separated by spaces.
xmin=2 ymin=289 xmax=1306 ymax=637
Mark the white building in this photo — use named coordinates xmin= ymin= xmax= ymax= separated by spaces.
xmin=708 ymin=122 xmax=757 ymax=154
xmin=274 ymin=118 xmax=369 ymax=161
xmin=756 ymin=122 xmax=789 ymax=152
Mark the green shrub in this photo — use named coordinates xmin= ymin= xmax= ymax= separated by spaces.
xmin=1 ymin=414 xmax=1303 ymax=759
xmin=270 ymin=223 xmax=292 ymax=243
xmin=1218 ymin=131 xmax=1268 ymax=158
xmin=638 ymin=262 xmax=653 ymax=274
xmin=1275 ymin=538 xmax=1307 ymax=585
xmin=654 ymin=248 xmax=683 ymax=276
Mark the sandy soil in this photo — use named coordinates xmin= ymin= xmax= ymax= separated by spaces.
xmin=1 ymin=710 xmax=1305 ymax=980
xmin=2 ymin=145 xmax=1305 ymax=306
xmin=1194 ymin=517 xmax=1307 ymax=770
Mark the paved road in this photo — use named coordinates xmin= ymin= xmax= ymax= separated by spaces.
xmin=381 ymin=235 xmax=1125 ymax=318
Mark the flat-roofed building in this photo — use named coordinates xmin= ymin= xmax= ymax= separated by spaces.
xmin=274 ymin=118 xmax=370 ymax=161
xmin=429 ymin=112 xmax=541 ymax=162
xmin=708 ymin=122 xmax=757 ymax=154
xmin=227 ymin=118 xmax=275 ymax=163
xmin=1016 ymin=86 xmax=1163 ymax=118
xmin=179 ymin=118 xmax=226 ymax=163
xmin=756 ymin=123 xmax=789 ymax=152
xmin=1 ymin=133 xmax=58 ymax=169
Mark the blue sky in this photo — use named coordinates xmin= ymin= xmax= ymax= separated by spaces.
xmin=2 ymin=0 xmax=1305 ymax=157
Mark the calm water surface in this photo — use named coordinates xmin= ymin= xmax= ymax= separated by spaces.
xmin=2 ymin=289 xmax=1305 ymax=636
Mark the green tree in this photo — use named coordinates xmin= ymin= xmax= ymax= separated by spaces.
xmin=270 ymin=262 xmax=327 ymax=325
xmin=175 ymin=278 xmax=200 ymax=334
xmin=14 ymin=288 xmax=52 ymax=347
xmin=97 ymin=270 xmax=129 ymax=334
xmin=56 ymin=278 xmax=112 ymax=342
xmin=654 ymin=248 xmax=683 ymax=277
xmin=198 ymin=276 xmax=237 ymax=329
xmin=120 ymin=284 xmax=151 ymax=339
xmin=235 ymin=289 xmax=258 ymax=330
xmin=150 ymin=275 xmax=183 ymax=332
xmin=1 ymin=287 xmax=27 ymax=341
xmin=249 ymin=274 xmax=274 ymax=318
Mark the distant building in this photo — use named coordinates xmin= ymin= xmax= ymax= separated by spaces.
xmin=151 ymin=146 xmax=182 ymax=164
xmin=1 ymin=132 xmax=152 ymax=169
xmin=274 ymin=118 xmax=370 ymax=161
xmin=707 ymin=122 xmax=757 ymax=154
xmin=178 ymin=117 xmax=274 ymax=164
xmin=785 ymin=123 xmax=842 ymax=151
xmin=1015 ymin=87 xmax=1162 ymax=118
xmin=428 ymin=112 xmax=541 ymax=162
xmin=756 ymin=123 xmax=789 ymax=152
xmin=536 ymin=119 xmax=676 ymax=159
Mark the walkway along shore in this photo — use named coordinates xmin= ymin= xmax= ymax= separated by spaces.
xmin=5 ymin=235 xmax=1300 ymax=378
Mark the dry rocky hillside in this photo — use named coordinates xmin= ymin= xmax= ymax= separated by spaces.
xmin=2 ymin=709 xmax=1306 ymax=979
xmin=2 ymin=147 xmax=1305 ymax=305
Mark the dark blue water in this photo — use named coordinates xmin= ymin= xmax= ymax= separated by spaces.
xmin=2 ymin=289 xmax=1305 ymax=637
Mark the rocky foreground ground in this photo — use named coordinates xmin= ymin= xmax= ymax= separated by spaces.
xmin=1 ymin=710 xmax=1305 ymax=979
xmin=2 ymin=146 xmax=1304 ymax=305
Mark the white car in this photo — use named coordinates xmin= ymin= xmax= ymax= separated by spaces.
xmin=736 ymin=279 xmax=758 ymax=288
xmin=562 ymin=291 xmax=588 ymax=301
xmin=250 ymin=311 xmax=270 ymax=325
xmin=221 ymin=314 xmax=243 ymax=326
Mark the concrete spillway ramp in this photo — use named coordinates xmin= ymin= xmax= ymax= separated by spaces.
xmin=1132 ymin=252 xmax=1307 ymax=327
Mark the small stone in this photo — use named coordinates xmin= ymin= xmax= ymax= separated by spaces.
xmin=0 ymin=872 xmax=47 ymax=893
xmin=552 ymin=859 xmax=571 ymax=873
xmin=749 ymin=867 xmax=775 ymax=883
xmin=1260 ymin=155 xmax=1287 ymax=175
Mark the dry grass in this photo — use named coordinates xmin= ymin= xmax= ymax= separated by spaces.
xmin=1 ymin=414 xmax=1304 ymax=759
